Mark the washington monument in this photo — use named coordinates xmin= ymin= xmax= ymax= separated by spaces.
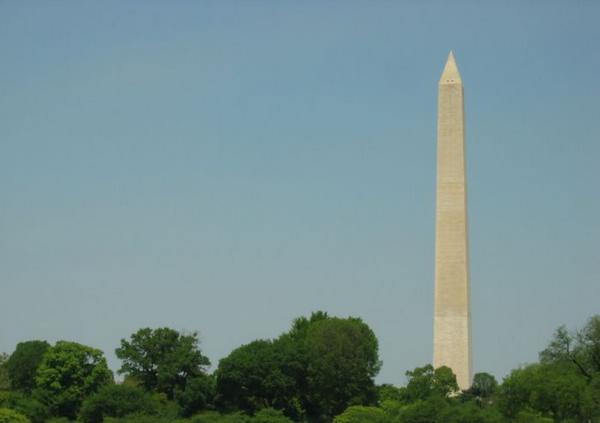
xmin=433 ymin=51 xmax=472 ymax=390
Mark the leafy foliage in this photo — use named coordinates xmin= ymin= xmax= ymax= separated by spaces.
xmin=175 ymin=374 xmax=215 ymax=417
xmin=376 ymin=384 xmax=404 ymax=404
xmin=4 ymin=342 xmax=50 ymax=393
xmin=540 ymin=314 xmax=600 ymax=380
xmin=497 ymin=362 xmax=593 ymax=421
xmin=0 ymin=392 xmax=48 ymax=423
xmin=303 ymin=317 xmax=381 ymax=422
xmin=79 ymin=384 xmax=158 ymax=423
xmin=332 ymin=406 xmax=387 ymax=423
xmin=252 ymin=408 xmax=294 ymax=423
xmin=215 ymin=339 xmax=298 ymax=414
xmin=469 ymin=372 xmax=498 ymax=398
xmin=1 ymin=314 xmax=599 ymax=423
xmin=34 ymin=341 xmax=113 ymax=419
xmin=116 ymin=328 xmax=210 ymax=400
xmin=0 ymin=408 xmax=30 ymax=423
xmin=403 ymin=365 xmax=458 ymax=402
xmin=190 ymin=411 xmax=250 ymax=423
xmin=216 ymin=312 xmax=380 ymax=423
xmin=0 ymin=355 xmax=10 ymax=392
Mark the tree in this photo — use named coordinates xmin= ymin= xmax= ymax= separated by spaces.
xmin=4 ymin=341 xmax=50 ymax=393
xmin=583 ymin=373 xmax=600 ymax=421
xmin=215 ymin=339 xmax=298 ymax=415
xmin=116 ymin=328 xmax=210 ymax=400
xmin=497 ymin=362 xmax=591 ymax=421
xmin=175 ymin=374 xmax=215 ymax=417
xmin=466 ymin=372 xmax=498 ymax=400
xmin=578 ymin=315 xmax=600 ymax=374
xmin=397 ymin=396 xmax=448 ymax=423
xmin=216 ymin=312 xmax=380 ymax=423
xmin=376 ymin=384 xmax=403 ymax=404
xmin=0 ymin=392 xmax=48 ymax=423
xmin=303 ymin=317 xmax=381 ymax=422
xmin=440 ymin=400 xmax=505 ymax=423
xmin=0 ymin=408 xmax=30 ymax=423
xmin=252 ymin=408 xmax=295 ymax=423
xmin=333 ymin=406 xmax=388 ymax=423
xmin=79 ymin=384 xmax=158 ymax=423
xmin=0 ymin=354 xmax=10 ymax=391
xmin=403 ymin=365 xmax=459 ymax=402
xmin=34 ymin=341 xmax=113 ymax=419
xmin=191 ymin=411 xmax=250 ymax=423
xmin=540 ymin=315 xmax=600 ymax=380
xmin=513 ymin=409 xmax=553 ymax=423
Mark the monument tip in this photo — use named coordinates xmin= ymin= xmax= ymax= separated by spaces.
xmin=440 ymin=50 xmax=462 ymax=84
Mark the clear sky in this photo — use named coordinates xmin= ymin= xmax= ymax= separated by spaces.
xmin=1 ymin=1 xmax=599 ymax=385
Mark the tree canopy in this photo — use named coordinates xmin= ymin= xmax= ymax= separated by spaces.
xmin=4 ymin=341 xmax=50 ymax=393
xmin=34 ymin=341 xmax=113 ymax=419
xmin=115 ymin=328 xmax=210 ymax=400
xmin=216 ymin=312 xmax=381 ymax=423
xmin=0 ymin=313 xmax=598 ymax=423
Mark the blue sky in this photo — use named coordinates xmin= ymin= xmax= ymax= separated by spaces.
xmin=1 ymin=1 xmax=599 ymax=385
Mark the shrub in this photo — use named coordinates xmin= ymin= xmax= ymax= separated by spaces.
xmin=0 ymin=393 xmax=48 ymax=423
xmin=80 ymin=384 xmax=157 ymax=423
xmin=191 ymin=411 xmax=250 ymax=423
xmin=252 ymin=408 xmax=293 ymax=423
xmin=333 ymin=406 xmax=388 ymax=423
xmin=0 ymin=408 xmax=30 ymax=423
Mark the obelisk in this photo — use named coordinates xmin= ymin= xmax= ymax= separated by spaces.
xmin=433 ymin=51 xmax=472 ymax=390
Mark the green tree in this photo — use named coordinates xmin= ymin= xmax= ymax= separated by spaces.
xmin=540 ymin=315 xmax=600 ymax=380
xmin=469 ymin=372 xmax=498 ymax=399
xmin=116 ymin=328 xmax=210 ymax=400
xmin=513 ymin=409 xmax=553 ymax=423
xmin=403 ymin=365 xmax=459 ymax=402
xmin=303 ymin=317 xmax=381 ymax=422
xmin=79 ymin=384 xmax=158 ymax=423
xmin=215 ymin=339 xmax=297 ymax=414
xmin=376 ymin=384 xmax=404 ymax=404
xmin=397 ymin=396 xmax=448 ymax=423
xmin=0 ymin=408 xmax=30 ymax=423
xmin=439 ymin=400 xmax=505 ymax=423
xmin=578 ymin=315 xmax=600 ymax=374
xmin=34 ymin=341 xmax=113 ymax=419
xmin=497 ymin=362 xmax=590 ymax=421
xmin=0 ymin=392 xmax=48 ymax=423
xmin=175 ymin=374 xmax=215 ymax=417
xmin=216 ymin=312 xmax=380 ymax=423
xmin=191 ymin=411 xmax=250 ymax=423
xmin=252 ymin=408 xmax=294 ymax=423
xmin=0 ymin=354 xmax=10 ymax=391
xmin=582 ymin=373 xmax=600 ymax=421
xmin=462 ymin=372 xmax=498 ymax=405
xmin=4 ymin=341 xmax=50 ymax=393
xmin=333 ymin=406 xmax=388 ymax=423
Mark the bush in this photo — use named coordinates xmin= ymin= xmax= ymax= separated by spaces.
xmin=0 ymin=408 xmax=30 ymax=423
xmin=191 ymin=411 xmax=250 ymax=423
xmin=333 ymin=406 xmax=388 ymax=423
xmin=175 ymin=375 xmax=214 ymax=417
xmin=104 ymin=415 xmax=189 ymax=423
xmin=0 ymin=393 xmax=48 ymax=423
xmin=34 ymin=341 xmax=113 ymax=419
xmin=80 ymin=384 xmax=158 ymax=423
xmin=252 ymin=408 xmax=293 ymax=423
xmin=4 ymin=341 xmax=50 ymax=393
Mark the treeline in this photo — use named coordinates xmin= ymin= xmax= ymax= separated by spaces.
xmin=1 ymin=312 xmax=599 ymax=423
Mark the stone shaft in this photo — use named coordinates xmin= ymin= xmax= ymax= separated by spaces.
xmin=433 ymin=52 xmax=472 ymax=390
